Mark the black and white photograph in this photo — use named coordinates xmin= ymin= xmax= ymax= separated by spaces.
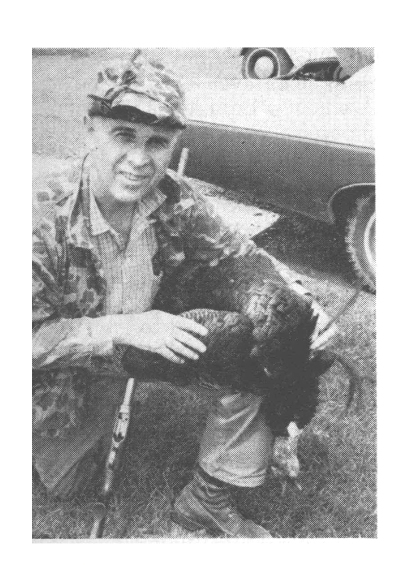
xmin=31 ymin=46 xmax=376 ymax=542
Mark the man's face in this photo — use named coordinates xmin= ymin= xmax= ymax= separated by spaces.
xmin=86 ymin=116 xmax=180 ymax=206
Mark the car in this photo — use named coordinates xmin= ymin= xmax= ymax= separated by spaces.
xmin=239 ymin=47 xmax=374 ymax=82
xmin=172 ymin=64 xmax=375 ymax=290
xmin=240 ymin=47 xmax=343 ymax=80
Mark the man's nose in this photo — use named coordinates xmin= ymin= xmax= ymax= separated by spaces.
xmin=126 ymin=146 xmax=151 ymax=167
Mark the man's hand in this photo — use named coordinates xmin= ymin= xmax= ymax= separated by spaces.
xmin=109 ymin=310 xmax=208 ymax=364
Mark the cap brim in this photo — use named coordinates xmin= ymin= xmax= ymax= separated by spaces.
xmin=113 ymin=92 xmax=186 ymax=127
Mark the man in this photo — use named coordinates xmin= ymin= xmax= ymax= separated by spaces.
xmin=33 ymin=57 xmax=300 ymax=538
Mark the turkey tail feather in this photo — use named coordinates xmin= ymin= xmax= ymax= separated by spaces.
xmin=323 ymin=350 xmax=367 ymax=410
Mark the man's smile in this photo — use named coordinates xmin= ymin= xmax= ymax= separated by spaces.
xmin=118 ymin=170 xmax=151 ymax=184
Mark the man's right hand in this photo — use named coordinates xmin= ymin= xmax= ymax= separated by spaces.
xmin=108 ymin=310 xmax=208 ymax=364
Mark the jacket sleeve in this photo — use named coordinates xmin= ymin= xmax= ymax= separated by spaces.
xmin=32 ymin=218 xmax=113 ymax=370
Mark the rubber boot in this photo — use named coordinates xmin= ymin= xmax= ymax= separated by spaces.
xmin=171 ymin=467 xmax=272 ymax=538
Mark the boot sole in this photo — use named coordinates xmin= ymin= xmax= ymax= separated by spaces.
xmin=170 ymin=509 xmax=219 ymax=536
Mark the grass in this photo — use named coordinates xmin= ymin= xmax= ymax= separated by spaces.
xmin=33 ymin=355 xmax=376 ymax=539
xmin=32 ymin=50 xmax=376 ymax=539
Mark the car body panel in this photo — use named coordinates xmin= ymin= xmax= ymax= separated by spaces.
xmin=173 ymin=70 xmax=374 ymax=224
xmin=183 ymin=77 xmax=374 ymax=148
xmin=174 ymin=123 xmax=374 ymax=223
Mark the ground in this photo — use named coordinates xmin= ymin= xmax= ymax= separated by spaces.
xmin=32 ymin=49 xmax=376 ymax=539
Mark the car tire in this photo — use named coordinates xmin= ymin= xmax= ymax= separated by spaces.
xmin=241 ymin=48 xmax=294 ymax=79
xmin=345 ymin=194 xmax=375 ymax=291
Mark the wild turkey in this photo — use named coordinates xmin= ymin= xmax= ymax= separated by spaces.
xmin=122 ymin=251 xmax=341 ymax=437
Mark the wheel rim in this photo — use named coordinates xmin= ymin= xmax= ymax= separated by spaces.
xmin=364 ymin=211 xmax=376 ymax=272
xmin=253 ymin=56 xmax=277 ymax=79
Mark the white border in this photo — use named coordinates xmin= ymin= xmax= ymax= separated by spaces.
xmin=2 ymin=0 xmax=395 ymax=580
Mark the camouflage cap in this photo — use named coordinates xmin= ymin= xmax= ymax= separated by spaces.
xmin=87 ymin=56 xmax=186 ymax=128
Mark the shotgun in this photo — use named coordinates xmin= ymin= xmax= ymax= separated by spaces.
xmin=90 ymin=377 xmax=138 ymax=538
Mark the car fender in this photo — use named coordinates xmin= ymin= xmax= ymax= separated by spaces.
xmin=328 ymin=183 xmax=375 ymax=224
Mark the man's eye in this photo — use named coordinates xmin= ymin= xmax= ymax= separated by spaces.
xmin=116 ymin=132 xmax=134 ymax=142
xmin=148 ymin=137 xmax=169 ymax=149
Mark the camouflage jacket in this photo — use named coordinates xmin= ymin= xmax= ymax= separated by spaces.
xmin=32 ymin=156 xmax=256 ymax=439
